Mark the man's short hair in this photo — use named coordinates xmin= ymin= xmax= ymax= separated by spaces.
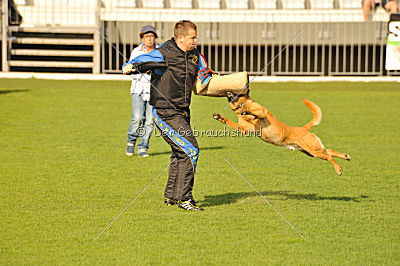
xmin=174 ymin=20 xmax=197 ymax=39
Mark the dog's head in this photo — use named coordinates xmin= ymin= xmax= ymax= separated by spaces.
xmin=227 ymin=92 xmax=252 ymax=114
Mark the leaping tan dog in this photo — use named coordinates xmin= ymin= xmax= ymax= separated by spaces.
xmin=213 ymin=92 xmax=350 ymax=175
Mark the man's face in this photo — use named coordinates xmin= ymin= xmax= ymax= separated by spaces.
xmin=177 ymin=29 xmax=197 ymax=52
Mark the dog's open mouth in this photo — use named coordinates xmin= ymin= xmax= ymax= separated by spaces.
xmin=232 ymin=102 xmax=245 ymax=111
xmin=226 ymin=92 xmax=238 ymax=102
xmin=227 ymin=92 xmax=251 ymax=112
xmin=232 ymin=104 xmax=243 ymax=111
xmin=232 ymin=99 xmax=251 ymax=112
xmin=227 ymin=92 xmax=248 ymax=103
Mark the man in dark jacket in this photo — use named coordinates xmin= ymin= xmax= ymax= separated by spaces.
xmin=123 ymin=20 xmax=211 ymax=211
xmin=123 ymin=20 xmax=249 ymax=211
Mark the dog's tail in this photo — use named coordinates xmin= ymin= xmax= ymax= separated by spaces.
xmin=302 ymin=99 xmax=322 ymax=131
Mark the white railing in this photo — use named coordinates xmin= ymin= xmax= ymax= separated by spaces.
xmin=101 ymin=9 xmax=369 ymax=23
xmin=12 ymin=0 xmax=393 ymax=27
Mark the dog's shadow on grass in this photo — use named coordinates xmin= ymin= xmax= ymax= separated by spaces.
xmin=0 ymin=89 xmax=29 ymax=95
xmin=201 ymin=191 xmax=370 ymax=207
xmin=150 ymin=146 xmax=225 ymax=156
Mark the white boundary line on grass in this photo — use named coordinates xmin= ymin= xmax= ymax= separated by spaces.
xmin=0 ymin=72 xmax=399 ymax=82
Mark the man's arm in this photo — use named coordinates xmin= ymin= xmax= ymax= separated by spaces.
xmin=122 ymin=49 xmax=166 ymax=75
xmin=196 ymin=53 xmax=214 ymax=86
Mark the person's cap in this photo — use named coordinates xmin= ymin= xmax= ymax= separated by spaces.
xmin=140 ymin=25 xmax=158 ymax=38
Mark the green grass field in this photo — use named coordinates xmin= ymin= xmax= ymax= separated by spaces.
xmin=1 ymin=78 xmax=399 ymax=265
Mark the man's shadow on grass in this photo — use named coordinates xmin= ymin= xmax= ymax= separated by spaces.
xmin=202 ymin=191 xmax=370 ymax=207
xmin=150 ymin=146 xmax=224 ymax=156
xmin=0 ymin=89 xmax=29 ymax=95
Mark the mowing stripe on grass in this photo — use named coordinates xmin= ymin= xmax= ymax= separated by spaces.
xmin=225 ymin=159 xmax=306 ymax=239
xmin=95 ymin=158 xmax=176 ymax=239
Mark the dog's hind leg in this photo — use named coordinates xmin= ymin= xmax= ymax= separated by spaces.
xmin=327 ymin=149 xmax=351 ymax=161
xmin=303 ymin=148 xmax=344 ymax=175
xmin=297 ymin=135 xmax=343 ymax=175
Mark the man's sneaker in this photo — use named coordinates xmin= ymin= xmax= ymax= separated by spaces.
xmin=126 ymin=143 xmax=135 ymax=156
xmin=178 ymin=200 xmax=204 ymax=211
xmin=138 ymin=148 xmax=149 ymax=157
xmin=164 ymin=198 xmax=177 ymax=206
xmin=189 ymin=199 xmax=198 ymax=206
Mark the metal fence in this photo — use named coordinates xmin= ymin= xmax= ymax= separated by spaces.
xmin=101 ymin=20 xmax=398 ymax=76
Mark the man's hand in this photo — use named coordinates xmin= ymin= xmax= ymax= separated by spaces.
xmin=122 ymin=64 xmax=134 ymax=75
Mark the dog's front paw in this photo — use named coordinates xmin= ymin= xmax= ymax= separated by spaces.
xmin=212 ymin=113 xmax=226 ymax=123
xmin=345 ymin=154 xmax=351 ymax=161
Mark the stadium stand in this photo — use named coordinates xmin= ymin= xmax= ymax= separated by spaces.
xmin=115 ymin=0 xmax=138 ymax=8
xmin=253 ymin=0 xmax=277 ymax=9
xmin=197 ymin=0 xmax=221 ymax=9
xmin=311 ymin=0 xmax=335 ymax=9
xmin=2 ymin=0 xmax=398 ymax=76
xmin=141 ymin=0 xmax=165 ymax=8
xmin=283 ymin=0 xmax=305 ymax=9
xmin=170 ymin=0 xmax=193 ymax=9
xmin=340 ymin=0 xmax=362 ymax=9
xmin=225 ymin=0 xmax=249 ymax=9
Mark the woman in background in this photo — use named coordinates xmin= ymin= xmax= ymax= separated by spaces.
xmin=125 ymin=25 xmax=158 ymax=157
